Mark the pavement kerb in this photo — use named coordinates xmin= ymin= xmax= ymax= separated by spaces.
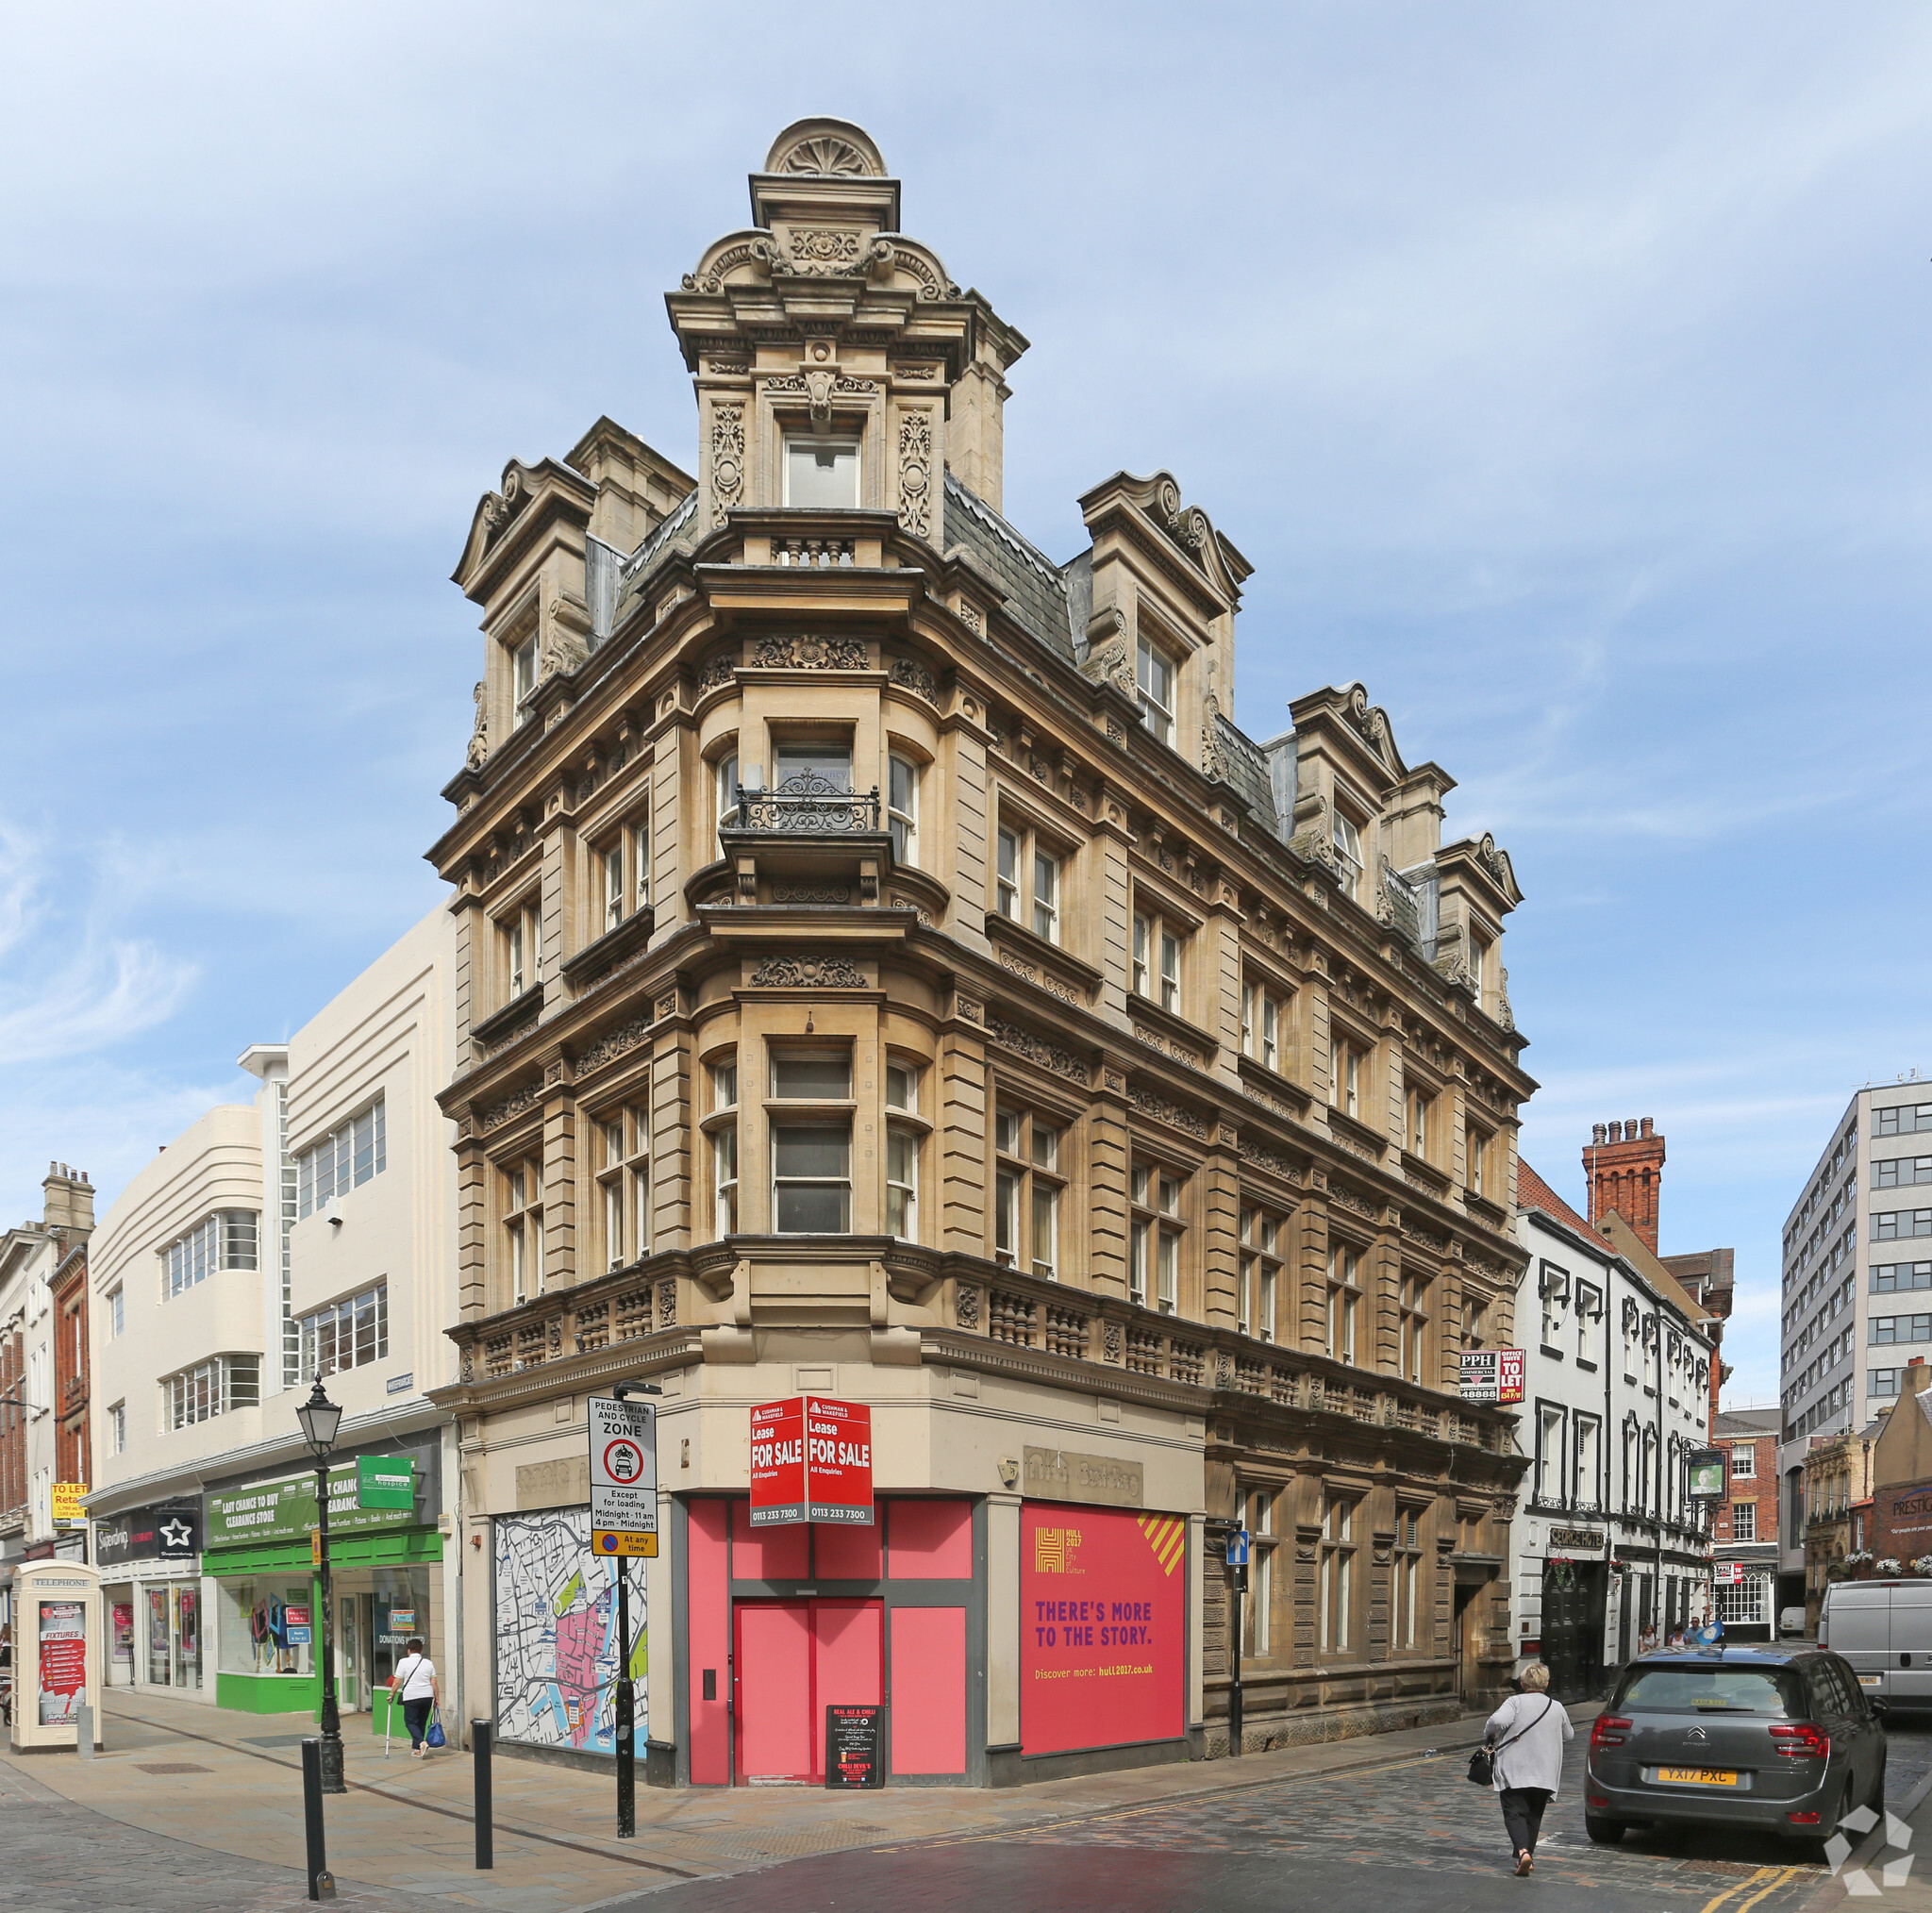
xmin=7 ymin=1688 xmax=1599 ymax=1905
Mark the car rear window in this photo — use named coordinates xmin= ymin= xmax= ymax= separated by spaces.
xmin=1615 ymin=1667 xmax=1801 ymax=1716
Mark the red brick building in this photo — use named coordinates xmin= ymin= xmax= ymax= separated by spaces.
xmin=1585 ymin=1119 xmax=1735 ymax=1437
xmin=1710 ymin=1407 xmax=1781 ymax=1636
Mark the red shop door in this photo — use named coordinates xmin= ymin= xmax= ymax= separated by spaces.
xmin=733 ymin=1598 xmax=882 ymax=1784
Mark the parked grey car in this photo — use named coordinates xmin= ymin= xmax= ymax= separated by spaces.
xmin=1586 ymin=1646 xmax=1886 ymax=1855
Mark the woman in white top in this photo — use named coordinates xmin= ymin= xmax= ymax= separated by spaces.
xmin=1484 ymin=1661 xmax=1574 ymax=1876
xmin=389 ymin=1637 xmax=441 ymax=1757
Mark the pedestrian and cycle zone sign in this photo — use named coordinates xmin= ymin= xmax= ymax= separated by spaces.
xmin=589 ymin=1396 xmax=658 ymax=1557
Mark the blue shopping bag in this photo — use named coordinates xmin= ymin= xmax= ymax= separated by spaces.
xmin=425 ymin=1710 xmax=446 ymax=1749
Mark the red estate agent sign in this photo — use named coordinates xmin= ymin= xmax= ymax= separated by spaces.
xmin=749 ymin=1397 xmax=874 ymax=1526
xmin=1497 ymin=1348 xmax=1525 ymax=1405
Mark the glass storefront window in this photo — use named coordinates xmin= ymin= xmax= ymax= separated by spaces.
xmin=373 ymin=1566 xmax=430 ymax=1688
xmin=176 ymin=1587 xmax=202 ymax=1690
xmin=111 ymin=1601 xmax=134 ymax=1680
xmin=147 ymin=1588 xmax=173 ymax=1685
xmin=217 ymin=1579 xmax=315 ymax=1678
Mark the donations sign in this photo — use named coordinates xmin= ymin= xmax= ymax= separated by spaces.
xmin=749 ymin=1397 xmax=874 ymax=1526
xmin=205 ymin=1457 xmax=417 ymax=1548
xmin=1020 ymin=1502 xmax=1185 ymax=1756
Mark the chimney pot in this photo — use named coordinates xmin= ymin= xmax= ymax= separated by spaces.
xmin=1592 ymin=1124 xmax=1606 ymax=1145
xmin=1640 ymin=1118 xmax=1655 ymax=1139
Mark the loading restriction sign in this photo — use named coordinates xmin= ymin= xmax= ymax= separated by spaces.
xmin=589 ymin=1396 xmax=659 ymax=1554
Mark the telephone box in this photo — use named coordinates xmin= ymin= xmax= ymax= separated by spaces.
xmin=10 ymin=1559 xmax=103 ymax=1751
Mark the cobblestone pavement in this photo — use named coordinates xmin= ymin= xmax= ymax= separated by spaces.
xmin=0 ymin=1757 xmax=458 ymax=1913
xmin=609 ymin=1729 xmax=1932 ymax=1913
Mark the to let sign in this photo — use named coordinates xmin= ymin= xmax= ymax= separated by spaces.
xmin=750 ymin=1397 xmax=874 ymax=1526
xmin=1458 ymin=1349 xmax=1525 ymax=1405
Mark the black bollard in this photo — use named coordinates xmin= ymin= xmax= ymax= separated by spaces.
xmin=301 ymin=1738 xmax=335 ymax=1900
xmin=472 ymin=1719 xmax=493 ymax=1870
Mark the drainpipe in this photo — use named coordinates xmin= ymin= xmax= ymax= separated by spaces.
xmin=1654 ymin=1300 xmax=1666 ymax=1631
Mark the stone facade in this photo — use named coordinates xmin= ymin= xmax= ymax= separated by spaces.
xmin=427 ymin=120 xmax=1533 ymax=1780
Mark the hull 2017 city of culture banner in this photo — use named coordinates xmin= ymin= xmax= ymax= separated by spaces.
xmin=1020 ymin=1502 xmax=1186 ymax=1755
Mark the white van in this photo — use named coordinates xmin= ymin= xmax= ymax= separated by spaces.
xmin=1819 ymin=1580 xmax=1932 ymax=1706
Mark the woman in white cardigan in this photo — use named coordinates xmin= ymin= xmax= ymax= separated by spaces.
xmin=1484 ymin=1661 xmax=1575 ymax=1876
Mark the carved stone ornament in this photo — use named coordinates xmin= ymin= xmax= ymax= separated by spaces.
xmin=697 ymin=650 xmax=740 ymax=691
xmin=1239 ymin=1137 xmax=1296 ymax=1181
xmin=791 ymin=226 xmax=862 ymax=266
xmin=681 ymin=235 xmax=781 ymax=295
xmin=466 ymin=680 xmax=490 ymax=770
xmin=710 ymin=400 xmax=745 ymax=524
xmin=749 ymin=955 xmax=867 ymax=989
xmin=1084 ymin=612 xmax=1139 ymax=700
xmin=1154 ymin=477 xmax=1212 ymax=560
xmin=898 ymin=409 xmax=934 ymax=539
xmin=773 ymin=128 xmax=880 ymax=176
xmin=658 ymin=1279 xmax=677 ymax=1330
xmin=1103 ymin=1320 xmax=1124 ymax=1363
xmin=1126 ymin=1085 xmax=1209 ymax=1139
xmin=751 ymin=634 xmax=868 ymax=671
xmin=479 ymin=1082 xmax=542 ymax=1132
xmin=889 ymin=655 xmax=938 ymax=701
xmin=773 ymin=884 xmax=852 ymax=905
xmin=575 ymin=1015 xmax=656 ymax=1076
xmin=1345 ymin=684 xmax=1393 ymax=762
xmin=955 ymin=1283 xmax=980 ymax=1329
xmin=986 ymin=1015 xmax=1089 ymax=1084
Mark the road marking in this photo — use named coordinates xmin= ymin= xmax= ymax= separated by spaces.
xmin=1693 ymin=1866 xmax=1780 ymax=1913
xmin=1730 ymin=1867 xmax=1800 ymax=1913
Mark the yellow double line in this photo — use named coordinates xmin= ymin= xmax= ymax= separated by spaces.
xmin=1695 ymin=1865 xmax=1801 ymax=1913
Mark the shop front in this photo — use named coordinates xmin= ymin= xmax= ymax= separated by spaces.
xmin=1516 ymin=1522 xmax=1615 ymax=1703
xmin=201 ymin=1443 xmax=441 ymax=1731
xmin=94 ymin=1502 xmax=205 ymax=1697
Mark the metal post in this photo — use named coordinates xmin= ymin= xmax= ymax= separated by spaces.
xmin=1228 ymin=1571 xmax=1245 ymax=1756
xmin=315 ymin=1459 xmax=344 ymax=1793
xmin=472 ymin=1719 xmax=493 ymax=1870
xmin=616 ymin=1556 xmax=635 ymax=1838
xmin=75 ymin=1700 xmax=93 ymax=1760
xmin=301 ymin=1738 xmax=335 ymax=1899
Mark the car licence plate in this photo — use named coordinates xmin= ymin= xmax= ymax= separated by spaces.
xmin=1656 ymin=1767 xmax=1740 ymax=1787
xmin=1859 ymin=1675 xmax=1881 ymax=1688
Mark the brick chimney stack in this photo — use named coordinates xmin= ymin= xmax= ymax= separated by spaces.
xmin=1585 ymin=1118 xmax=1665 ymax=1255
xmin=42 ymin=1162 xmax=95 ymax=1243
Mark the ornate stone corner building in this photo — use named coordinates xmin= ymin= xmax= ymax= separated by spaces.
xmin=427 ymin=120 xmax=1532 ymax=1785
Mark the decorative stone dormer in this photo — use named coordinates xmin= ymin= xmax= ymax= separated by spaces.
xmin=664 ymin=118 xmax=1026 ymax=545
xmin=1075 ymin=471 xmax=1252 ymax=781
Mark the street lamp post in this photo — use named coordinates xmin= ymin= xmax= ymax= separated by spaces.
xmin=296 ymin=1378 xmax=345 ymax=1794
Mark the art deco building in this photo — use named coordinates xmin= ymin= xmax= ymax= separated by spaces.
xmin=429 ymin=120 xmax=1533 ymax=1786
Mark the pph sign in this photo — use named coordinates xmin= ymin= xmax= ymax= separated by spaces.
xmin=749 ymin=1397 xmax=873 ymax=1527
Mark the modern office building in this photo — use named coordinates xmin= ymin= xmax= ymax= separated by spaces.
xmin=428 ymin=118 xmax=1537 ymax=1788
xmin=85 ymin=908 xmax=460 ymax=1720
xmin=1776 ymin=1081 xmax=1932 ymax=1609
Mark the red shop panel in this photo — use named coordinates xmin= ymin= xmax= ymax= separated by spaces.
xmin=809 ymin=1599 xmax=883 ymax=1780
xmin=732 ymin=1496 xmax=808 ymax=1580
xmin=734 ymin=1603 xmax=813 ymax=1783
xmin=687 ymin=1499 xmax=731 ymax=1785
xmin=889 ymin=1499 xmax=973 ymax=1579
xmin=1019 ymin=1503 xmax=1185 ymax=1757
xmin=890 ymin=1606 xmax=967 ymax=1775
xmin=814 ymin=1520 xmax=883 ymax=1580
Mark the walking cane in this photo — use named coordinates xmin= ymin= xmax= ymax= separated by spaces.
xmin=385 ymin=1685 xmax=393 ymax=1761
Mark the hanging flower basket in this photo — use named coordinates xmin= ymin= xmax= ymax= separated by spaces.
xmin=1876 ymin=1557 xmax=1905 ymax=1576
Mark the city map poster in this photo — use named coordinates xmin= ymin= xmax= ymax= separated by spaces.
xmin=38 ymin=1600 xmax=87 ymax=1726
xmin=494 ymin=1508 xmax=645 ymax=1756
xmin=1019 ymin=1503 xmax=1185 ymax=1756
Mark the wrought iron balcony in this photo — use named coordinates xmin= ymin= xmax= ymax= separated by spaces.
xmin=732 ymin=773 xmax=881 ymax=836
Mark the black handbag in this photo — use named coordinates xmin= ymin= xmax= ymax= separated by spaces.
xmin=1466 ymin=1694 xmax=1554 ymax=1785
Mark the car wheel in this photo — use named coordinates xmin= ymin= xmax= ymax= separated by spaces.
xmin=1585 ymin=1816 xmax=1625 ymax=1845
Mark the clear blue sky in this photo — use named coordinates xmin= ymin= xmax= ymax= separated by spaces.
xmin=3 ymin=5 xmax=1928 ymax=1408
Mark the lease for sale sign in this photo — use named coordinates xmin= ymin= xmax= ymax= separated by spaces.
xmin=750 ymin=1397 xmax=874 ymax=1525
xmin=750 ymin=1397 xmax=807 ymax=1526
xmin=805 ymin=1397 xmax=873 ymax=1525
xmin=588 ymin=1396 xmax=658 ymax=1551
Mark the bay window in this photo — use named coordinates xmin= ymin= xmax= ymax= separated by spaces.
xmin=995 ymin=1104 xmax=1064 ymax=1279
xmin=707 ymin=1056 xmax=740 ymax=1236
xmin=888 ymin=754 xmax=921 ymax=866
xmin=769 ymin=1049 xmax=854 ymax=1234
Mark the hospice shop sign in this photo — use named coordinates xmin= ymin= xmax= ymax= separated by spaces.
xmin=749 ymin=1397 xmax=874 ymax=1526
xmin=1020 ymin=1502 xmax=1185 ymax=1756
xmin=204 ymin=1456 xmax=417 ymax=1548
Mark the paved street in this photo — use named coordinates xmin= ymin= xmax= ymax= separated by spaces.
xmin=8 ymin=1699 xmax=1932 ymax=1913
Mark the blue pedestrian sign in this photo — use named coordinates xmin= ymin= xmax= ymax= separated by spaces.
xmin=1225 ymin=1528 xmax=1250 ymax=1568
